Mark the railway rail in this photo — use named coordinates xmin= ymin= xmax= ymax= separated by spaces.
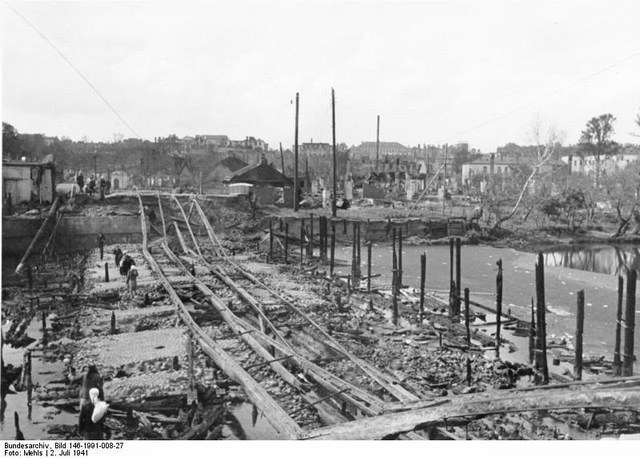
xmin=130 ymin=192 xmax=640 ymax=440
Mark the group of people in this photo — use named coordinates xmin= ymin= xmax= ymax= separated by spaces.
xmin=76 ymin=172 xmax=111 ymax=198
xmin=113 ymin=246 xmax=138 ymax=297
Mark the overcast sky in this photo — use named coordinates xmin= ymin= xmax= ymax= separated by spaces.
xmin=2 ymin=1 xmax=639 ymax=152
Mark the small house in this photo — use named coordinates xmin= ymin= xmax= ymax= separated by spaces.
xmin=3 ymin=159 xmax=55 ymax=204
xmin=223 ymin=155 xmax=293 ymax=205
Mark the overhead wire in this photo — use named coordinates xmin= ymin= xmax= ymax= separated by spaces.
xmin=4 ymin=1 xmax=141 ymax=139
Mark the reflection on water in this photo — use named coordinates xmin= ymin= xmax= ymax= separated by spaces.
xmin=544 ymin=245 xmax=640 ymax=276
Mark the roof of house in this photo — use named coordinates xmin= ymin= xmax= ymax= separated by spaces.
xmin=212 ymin=156 xmax=248 ymax=172
xmin=223 ymin=156 xmax=293 ymax=186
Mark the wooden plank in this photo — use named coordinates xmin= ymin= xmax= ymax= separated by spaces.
xmin=16 ymin=196 xmax=60 ymax=273
xmin=136 ymin=194 xmax=302 ymax=439
xmin=170 ymin=194 xmax=202 ymax=257
xmin=301 ymin=388 xmax=640 ymax=440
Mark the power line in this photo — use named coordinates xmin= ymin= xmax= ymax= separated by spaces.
xmin=4 ymin=1 xmax=141 ymax=139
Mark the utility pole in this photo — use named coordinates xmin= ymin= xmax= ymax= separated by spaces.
xmin=94 ymin=152 xmax=98 ymax=178
xmin=294 ymin=93 xmax=299 ymax=211
xmin=444 ymin=143 xmax=448 ymax=190
xmin=375 ymin=115 xmax=380 ymax=173
xmin=279 ymin=142 xmax=285 ymax=177
xmin=332 ymin=88 xmax=337 ymax=218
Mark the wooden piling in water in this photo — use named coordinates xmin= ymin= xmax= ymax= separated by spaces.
xmin=449 ymin=238 xmax=454 ymax=296
xmin=464 ymin=288 xmax=471 ymax=347
xmin=398 ymin=228 xmax=403 ymax=288
xmin=356 ymin=223 xmax=362 ymax=282
xmin=574 ymin=290 xmax=585 ymax=381
xmin=300 ymin=225 xmax=304 ymax=267
xmin=614 ymin=275 xmax=624 ymax=376
xmin=324 ymin=216 xmax=328 ymax=262
xmin=622 ymin=269 xmax=637 ymax=376
xmin=330 ymin=222 xmax=336 ymax=276
xmin=309 ymin=214 xmax=314 ymax=258
xmin=319 ymin=216 xmax=325 ymax=262
xmin=419 ymin=252 xmax=426 ymax=322
xmin=41 ymin=310 xmax=46 ymax=334
xmin=392 ymin=228 xmax=398 ymax=325
xmin=529 ymin=297 xmax=535 ymax=365
xmin=284 ymin=223 xmax=289 ymax=265
xmin=104 ymin=262 xmax=109 ymax=282
xmin=352 ymin=222 xmax=357 ymax=283
xmin=368 ymin=242 xmax=373 ymax=311
xmin=535 ymin=253 xmax=549 ymax=384
xmin=495 ymin=259 xmax=503 ymax=358
xmin=455 ymin=237 xmax=461 ymax=315
xmin=110 ymin=311 xmax=116 ymax=335
xmin=269 ymin=219 xmax=274 ymax=263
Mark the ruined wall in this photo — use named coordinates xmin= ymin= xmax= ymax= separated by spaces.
xmin=2 ymin=215 xmax=147 ymax=259
xmin=273 ymin=216 xmax=467 ymax=242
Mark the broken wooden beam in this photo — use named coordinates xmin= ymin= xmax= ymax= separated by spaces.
xmin=301 ymin=387 xmax=640 ymax=440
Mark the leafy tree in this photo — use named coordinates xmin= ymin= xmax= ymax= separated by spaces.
xmin=563 ymin=173 xmax=601 ymax=223
xmin=2 ymin=122 xmax=24 ymax=159
xmin=577 ymin=114 xmax=620 ymax=186
xmin=601 ymin=160 xmax=640 ymax=236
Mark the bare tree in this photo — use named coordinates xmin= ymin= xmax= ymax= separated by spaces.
xmin=489 ymin=122 xmax=563 ymax=230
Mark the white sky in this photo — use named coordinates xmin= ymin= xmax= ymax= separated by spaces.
xmin=2 ymin=1 xmax=639 ymax=152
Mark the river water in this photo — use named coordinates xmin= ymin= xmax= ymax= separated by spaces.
xmin=335 ymin=243 xmax=640 ymax=358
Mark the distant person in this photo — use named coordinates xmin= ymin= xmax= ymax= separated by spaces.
xmin=120 ymin=253 xmax=135 ymax=277
xmin=76 ymin=173 xmax=85 ymax=192
xmin=96 ymin=233 xmax=105 ymax=260
xmin=78 ymin=388 xmax=106 ymax=440
xmin=105 ymin=180 xmax=111 ymax=195
xmin=126 ymin=265 xmax=138 ymax=297
xmin=87 ymin=176 xmax=96 ymax=196
xmin=99 ymin=176 xmax=106 ymax=201
xmin=113 ymin=247 xmax=123 ymax=268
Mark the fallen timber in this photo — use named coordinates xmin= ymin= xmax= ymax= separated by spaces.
xmin=15 ymin=196 xmax=61 ymax=274
xmin=160 ymin=242 xmax=352 ymax=426
xmin=163 ymin=200 xmax=397 ymax=427
xmin=175 ymin=199 xmax=390 ymax=412
xmin=136 ymin=195 xmax=302 ymax=439
xmin=191 ymin=197 xmax=420 ymax=403
xmin=301 ymin=387 xmax=640 ymax=440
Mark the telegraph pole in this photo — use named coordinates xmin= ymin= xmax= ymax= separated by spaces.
xmin=294 ymin=93 xmax=299 ymax=211
xmin=332 ymin=89 xmax=337 ymax=218
xmin=375 ymin=115 xmax=380 ymax=173
xmin=279 ymin=142 xmax=285 ymax=177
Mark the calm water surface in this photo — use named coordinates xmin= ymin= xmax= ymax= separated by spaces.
xmin=335 ymin=243 xmax=640 ymax=357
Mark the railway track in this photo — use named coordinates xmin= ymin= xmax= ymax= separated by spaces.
xmin=130 ymin=192 xmax=640 ymax=440
xmin=137 ymin=193 xmax=434 ymax=439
